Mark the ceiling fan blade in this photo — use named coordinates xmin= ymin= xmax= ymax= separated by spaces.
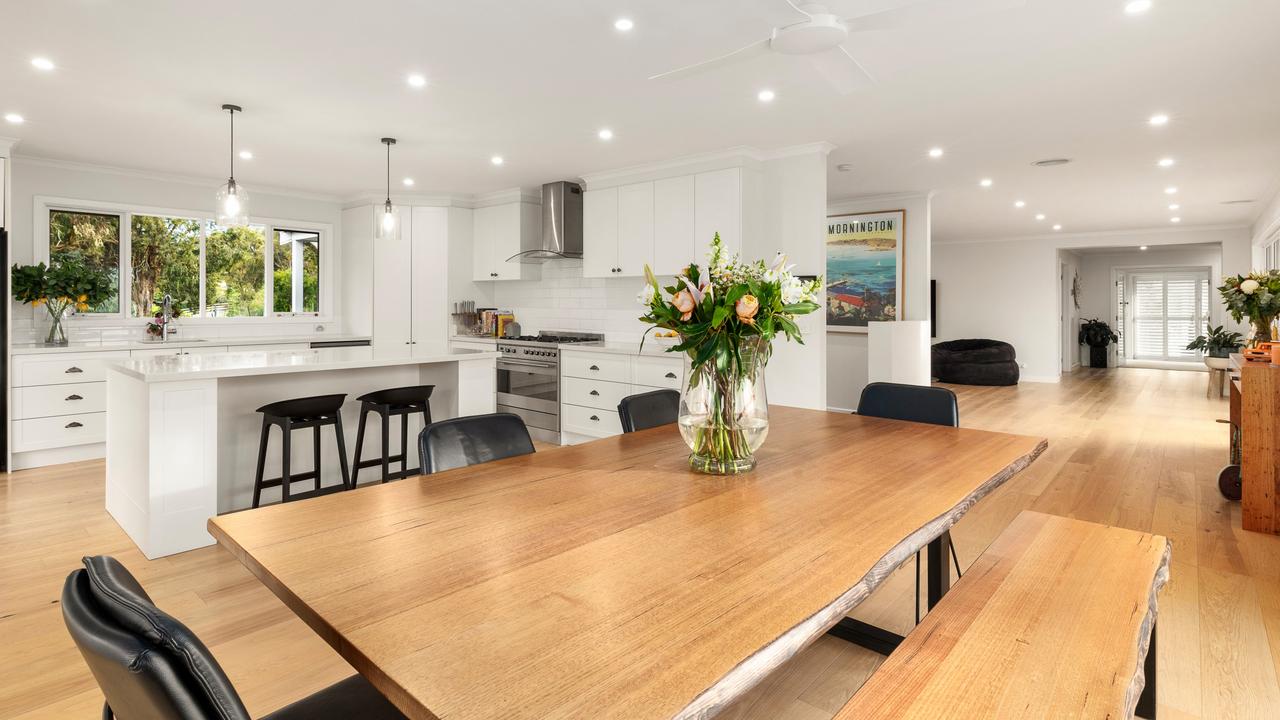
xmin=809 ymin=46 xmax=876 ymax=95
xmin=845 ymin=0 xmax=1026 ymax=32
xmin=648 ymin=38 xmax=772 ymax=82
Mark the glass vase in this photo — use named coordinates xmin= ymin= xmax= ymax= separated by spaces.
xmin=1252 ymin=317 xmax=1275 ymax=347
xmin=45 ymin=305 xmax=70 ymax=346
xmin=677 ymin=339 xmax=770 ymax=475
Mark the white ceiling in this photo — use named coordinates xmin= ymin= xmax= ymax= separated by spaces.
xmin=2 ymin=0 xmax=1278 ymax=241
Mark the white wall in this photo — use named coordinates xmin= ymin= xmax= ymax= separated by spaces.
xmin=825 ymin=192 xmax=932 ymax=411
xmin=933 ymin=226 xmax=1251 ymax=382
xmin=9 ymin=157 xmax=345 ymax=340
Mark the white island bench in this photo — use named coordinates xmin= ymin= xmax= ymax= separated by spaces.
xmin=105 ymin=346 xmax=497 ymax=559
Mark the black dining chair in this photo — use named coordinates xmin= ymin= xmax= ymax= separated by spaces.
xmin=61 ymin=555 xmax=406 ymax=720
xmin=418 ymin=412 xmax=535 ymax=475
xmin=854 ymin=381 xmax=963 ymax=624
xmin=617 ymin=389 xmax=681 ymax=433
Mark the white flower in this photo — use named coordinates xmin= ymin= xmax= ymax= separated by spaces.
xmin=781 ymin=274 xmax=806 ymax=305
xmin=1241 ymin=279 xmax=1261 ymax=295
xmin=636 ymin=284 xmax=656 ymax=306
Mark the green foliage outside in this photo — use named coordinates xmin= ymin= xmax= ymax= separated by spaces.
xmin=272 ymin=232 xmax=319 ymax=313
xmin=48 ymin=211 xmax=120 ymax=313
xmin=205 ymin=224 xmax=265 ymax=317
xmin=131 ymin=215 xmax=200 ymax=316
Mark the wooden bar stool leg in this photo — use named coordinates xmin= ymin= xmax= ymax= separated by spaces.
xmin=313 ymin=424 xmax=322 ymax=491
xmin=352 ymin=404 xmax=368 ymax=487
xmin=333 ymin=413 xmax=351 ymax=490
xmin=280 ymin=419 xmax=292 ymax=504
xmin=380 ymin=408 xmax=391 ymax=483
xmin=252 ymin=418 xmax=271 ymax=509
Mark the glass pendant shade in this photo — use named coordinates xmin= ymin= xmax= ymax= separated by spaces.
xmin=379 ymin=199 xmax=398 ymax=239
xmin=215 ymin=178 xmax=250 ymax=227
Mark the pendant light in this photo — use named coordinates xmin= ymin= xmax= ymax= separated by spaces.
xmin=379 ymin=137 xmax=398 ymax=238
xmin=215 ymin=104 xmax=250 ymax=227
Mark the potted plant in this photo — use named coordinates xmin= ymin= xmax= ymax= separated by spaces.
xmin=1078 ymin=318 xmax=1119 ymax=368
xmin=636 ymin=234 xmax=821 ymax=474
xmin=1220 ymin=271 xmax=1280 ymax=346
xmin=1186 ymin=324 xmax=1244 ymax=364
xmin=11 ymin=254 xmax=114 ymax=345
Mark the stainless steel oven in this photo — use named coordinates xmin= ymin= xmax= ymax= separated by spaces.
xmin=495 ymin=331 xmax=603 ymax=444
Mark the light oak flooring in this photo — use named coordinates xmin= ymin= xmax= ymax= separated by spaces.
xmin=1 ymin=368 xmax=1278 ymax=719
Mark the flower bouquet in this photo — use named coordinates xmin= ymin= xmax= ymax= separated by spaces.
xmin=1220 ymin=271 xmax=1280 ymax=346
xmin=11 ymin=255 xmax=114 ymax=345
xmin=637 ymin=234 xmax=821 ymax=474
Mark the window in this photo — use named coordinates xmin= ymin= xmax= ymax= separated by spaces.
xmin=273 ymin=229 xmax=320 ymax=314
xmin=1128 ymin=269 xmax=1210 ymax=361
xmin=130 ymin=215 xmax=200 ymax=317
xmin=204 ymin=222 xmax=266 ymax=317
xmin=48 ymin=210 xmax=121 ymax=313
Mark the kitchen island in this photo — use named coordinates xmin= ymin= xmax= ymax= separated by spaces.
xmin=105 ymin=346 xmax=497 ymax=558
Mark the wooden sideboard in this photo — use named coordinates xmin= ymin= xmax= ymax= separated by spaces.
xmin=1229 ymin=353 xmax=1280 ymax=534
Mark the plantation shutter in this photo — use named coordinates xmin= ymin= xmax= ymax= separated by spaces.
xmin=1128 ymin=269 xmax=1210 ymax=361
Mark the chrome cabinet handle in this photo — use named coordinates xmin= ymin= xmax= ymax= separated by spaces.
xmin=589 ymin=365 xmax=599 ymax=371
xmin=65 ymin=366 xmax=84 ymax=374
xmin=665 ymin=372 xmax=678 ymax=379
xmin=65 ymin=421 xmax=84 ymax=429
xmin=65 ymin=394 xmax=84 ymax=401
xmin=589 ymin=390 xmax=599 ymax=396
xmin=589 ymin=415 xmax=599 ymax=421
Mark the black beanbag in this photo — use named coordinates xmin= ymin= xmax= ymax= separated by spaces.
xmin=932 ymin=339 xmax=1020 ymax=386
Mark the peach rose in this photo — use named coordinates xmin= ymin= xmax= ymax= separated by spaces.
xmin=735 ymin=294 xmax=759 ymax=325
xmin=672 ymin=289 xmax=696 ymax=321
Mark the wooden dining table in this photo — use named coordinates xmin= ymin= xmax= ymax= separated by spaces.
xmin=209 ymin=406 xmax=1046 ymax=720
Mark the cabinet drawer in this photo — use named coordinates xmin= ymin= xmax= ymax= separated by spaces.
xmin=13 ymin=382 xmax=106 ymax=419
xmin=561 ymin=352 xmax=630 ymax=383
xmin=226 ymin=343 xmax=308 ymax=353
xmin=634 ymin=356 xmax=684 ymax=390
xmin=131 ymin=345 xmax=229 ymax=358
xmin=563 ymin=376 xmax=632 ymax=412
xmin=12 ymin=412 xmax=106 ymax=451
xmin=562 ymin=403 xmax=623 ymax=439
xmin=12 ymin=351 xmax=130 ymax=386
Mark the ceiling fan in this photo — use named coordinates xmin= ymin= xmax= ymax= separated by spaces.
xmin=649 ymin=0 xmax=1026 ymax=94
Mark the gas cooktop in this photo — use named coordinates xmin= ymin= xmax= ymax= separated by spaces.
xmin=498 ymin=331 xmax=604 ymax=347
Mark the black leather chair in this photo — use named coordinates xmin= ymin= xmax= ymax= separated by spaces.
xmin=61 ymin=555 xmax=405 ymax=720
xmin=418 ymin=412 xmax=535 ymax=475
xmin=617 ymin=389 xmax=680 ymax=433
xmin=854 ymin=381 xmax=963 ymax=623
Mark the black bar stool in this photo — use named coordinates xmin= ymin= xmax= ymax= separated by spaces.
xmin=251 ymin=393 xmax=351 ymax=508
xmin=352 ymin=385 xmax=435 ymax=485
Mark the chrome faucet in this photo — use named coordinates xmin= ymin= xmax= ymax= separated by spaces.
xmin=161 ymin=294 xmax=173 ymax=341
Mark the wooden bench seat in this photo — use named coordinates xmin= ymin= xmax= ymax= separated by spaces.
xmin=836 ymin=510 xmax=1170 ymax=719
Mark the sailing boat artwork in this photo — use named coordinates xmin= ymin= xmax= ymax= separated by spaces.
xmin=825 ymin=209 xmax=905 ymax=333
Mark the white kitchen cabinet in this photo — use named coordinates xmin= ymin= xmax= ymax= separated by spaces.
xmin=582 ymin=187 xmax=618 ymax=279
xmin=617 ymin=182 xmax=654 ymax=276
xmin=560 ymin=349 xmax=684 ymax=442
xmin=373 ymin=205 xmax=414 ymax=355
xmin=653 ymin=175 xmax=695 ymax=277
xmin=411 ymin=206 xmax=449 ymax=353
xmin=473 ymin=202 xmax=539 ymax=281
xmin=225 ymin=343 xmax=310 ymax=353
xmin=695 ymin=168 xmax=742 ymax=260
xmin=130 ymin=345 xmax=229 ymax=358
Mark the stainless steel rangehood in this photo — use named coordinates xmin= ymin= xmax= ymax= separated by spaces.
xmin=506 ymin=181 xmax=583 ymax=263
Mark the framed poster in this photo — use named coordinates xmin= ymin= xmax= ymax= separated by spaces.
xmin=825 ymin=209 xmax=905 ymax=333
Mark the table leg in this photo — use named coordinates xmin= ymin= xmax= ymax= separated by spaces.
xmin=826 ymin=530 xmax=953 ymax=655
xmin=1136 ymin=619 xmax=1157 ymax=718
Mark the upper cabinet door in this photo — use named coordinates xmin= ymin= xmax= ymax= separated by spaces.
xmin=694 ymin=168 xmax=742 ymax=261
xmin=472 ymin=205 xmax=497 ymax=281
xmin=653 ymin=175 xmax=695 ymax=278
xmin=583 ymin=187 xmax=619 ymax=279
xmin=616 ymin=182 xmax=654 ymax=277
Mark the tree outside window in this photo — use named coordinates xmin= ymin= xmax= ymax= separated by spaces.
xmin=130 ymin=215 xmax=200 ymax=317
xmin=205 ymin=222 xmax=266 ymax=317
xmin=49 ymin=210 xmax=120 ymax=313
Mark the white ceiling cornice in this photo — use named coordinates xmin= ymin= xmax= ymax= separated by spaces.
xmin=0 ymin=136 xmax=20 ymax=157
xmin=759 ymin=142 xmax=838 ymax=160
xmin=934 ymin=223 xmax=1251 ymax=246
xmin=579 ymin=146 xmax=764 ymax=188
xmin=12 ymin=154 xmax=346 ymax=204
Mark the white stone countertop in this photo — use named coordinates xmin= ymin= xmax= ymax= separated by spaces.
xmin=107 ymin=346 xmax=496 ymax=382
xmin=561 ymin=340 xmax=683 ymax=358
xmin=10 ymin=334 xmax=371 ymax=356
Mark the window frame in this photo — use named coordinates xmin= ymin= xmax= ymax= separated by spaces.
xmin=1112 ymin=263 xmax=1214 ymax=364
xmin=33 ymin=195 xmax=334 ymax=326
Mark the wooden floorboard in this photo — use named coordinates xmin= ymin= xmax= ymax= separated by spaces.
xmin=1 ymin=367 xmax=1277 ymax=719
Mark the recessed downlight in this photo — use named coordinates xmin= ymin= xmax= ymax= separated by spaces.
xmin=1168 ymin=203 xmax=1180 ymax=210
xmin=1052 ymin=224 xmax=1063 ymax=231
xmin=1164 ymin=186 xmax=1178 ymax=194
xmin=30 ymin=57 xmax=54 ymax=71
xmin=238 ymin=150 xmax=253 ymax=160
xmin=1157 ymin=157 xmax=1175 ymax=168
xmin=1014 ymin=200 xmax=1026 ymax=208
xmin=979 ymin=178 xmax=993 ymax=188
xmin=614 ymin=17 xmax=634 ymax=32
xmin=490 ymin=155 xmax=504 ymax=166
xmin=1124 ymin=1 xmax=1153 ymax=16
xmin=4 ymin=113 xmax=24 ymax=124
xmin=597 ymin=128 xmax=614 ymax=141
xmin=402 ymin=177 xmax=415 ymax=187
xmin=1035 ymin=213 xmax=1046 ymax=221
xmin=407 ymin=73 xmax=427 ymax=88
xmin=1148 ymin=113 xmax=1169 ymax=126
xmin=928 ymin=147 xmax=944 ymax=159
xmin=1170 ymin=217 xmax=1181 ymax=223
xmin=1140 ymin=245 xmax=1149 ymax=251
xmin=757 ymin=89 xmax=776 ymax=103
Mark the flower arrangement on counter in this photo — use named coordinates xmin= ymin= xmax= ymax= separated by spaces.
xmin=1220 ymin=271 xmax=1280 ymax=345
xmin=636 ymin=233 xmax=821 ymax=474
xmin=11 ymin=254 xmax=115 ymax=345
